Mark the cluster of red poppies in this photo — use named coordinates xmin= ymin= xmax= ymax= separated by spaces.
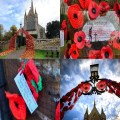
xmin=89 ymin=45 xmax=113 ymax=59
xmin=62 ymin=0 xmax=120 ymax=59
xmin=5 ymin=60 xmax=42 ymax=120
xmin=60 ymin=79 xmax=120 ymax=119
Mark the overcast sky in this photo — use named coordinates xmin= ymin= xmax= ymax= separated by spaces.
xmin=61 ymin=59 xmax=120 ymax=120
xmin=0 ymin=0 xmax=60 ymax=31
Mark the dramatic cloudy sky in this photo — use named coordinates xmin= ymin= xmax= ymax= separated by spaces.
xmin=61 ymin=59 xmax=120 ymax=120
xmin=0 ymin=0 xmax=60 ymax=31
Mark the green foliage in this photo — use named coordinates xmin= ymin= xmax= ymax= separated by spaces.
xmin=10 ymin=25 xmax=18 ymax=36
xmin=0 ymin=24 xmax=4 ymax=41
xmin=46 ymin=21 xmax=60 ymax=39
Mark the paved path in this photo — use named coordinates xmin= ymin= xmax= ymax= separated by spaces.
xmin=6 ymin=47 xmax=25 ymax=59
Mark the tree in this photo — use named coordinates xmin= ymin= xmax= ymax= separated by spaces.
xmin=2 ymin=31 xmax=12 ymax=41
xmin=10 ymin=25 xmax=18 ymax=36
xmin=46 ymin=21 xmax=60 ymax=39
xmin=0 ymin=24 xmax=4 ymax=41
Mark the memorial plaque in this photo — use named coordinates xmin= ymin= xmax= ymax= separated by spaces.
xmin=83 ymin=17 xmax=115 ymax=41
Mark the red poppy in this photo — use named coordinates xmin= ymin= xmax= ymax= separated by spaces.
xmin=116 ymin=90 xmax=120 ymax=97
xmin=114 ymin=2 xmax=120 ymax=19
xmin=85 ymin=40 xmax=91 ymax=48
xmin=69 ymin=44 xmax=79 ymax=59
xmin=74 ymin=31 xmax=86 ymax=49
xmin=80 ymin=83 xmax=91 ymax=93
xmin=78 ymin=91 xmax=82 ymax=97
xmin=61 ymin=20 xmax=67 ymax=30
xmin=55 ymin=102 xmax=60 ymax=120
xmin=88 ymin=50 xmax=101 ymax=59
xmin=68 ymin=4 xmax=84 ymax=29
xmin=113 ymin=37 xmax=120 ymax=50
xmin=64 ymin=0 xmax=71 ymax=6
xmin=96 ymin=80 xmax=107 ymax=91
xmin=69 ymin=105 xmax=74 ymax=110
xmin=79 ymin=0 xmax=92 ymax=10
xmin=74 ymin=96 xmax=78 ymax=103
xmin=99 ymin=1 xmax=110 ymax=15
xmin=62 ymin=95 xmax=68 ymax=102
xmin=101 ymin=45 xmax=113 ymax=59
xmin=5 ymin=92 xmax=26 ymax=120
xmin=88 ymin=1 xmax=100 ymax=20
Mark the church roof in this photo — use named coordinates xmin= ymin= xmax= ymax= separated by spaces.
xmin=89 ymin=101 xmax=101 ymax=116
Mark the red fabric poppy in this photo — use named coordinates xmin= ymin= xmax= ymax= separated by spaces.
xmin=62 ymin=95 xmax=68 ymax=102
xmin=74 ymin=31 xmax=86 ymax=49
xmin=99 ymin=1 xmax=110 ymax=15
xmin=101 ymin=45 xmax=113 ymax=59
xmin=85 ymin=40 xmax=91 ymax=48
xmin=5 ymin=92 xmax=26 ymax=120
xmin=27 ymin=81 xmax=39 ymax=101
xmin=88 ymin=1 xmax=100 ymax=20
xmin=113 ymin=37 xmax=120 ymax=50
xmin=69 ymin=44 xmax=79 ymax=59
xmin=96 ymin=80 xmax=107 ymax=91
xmin=116 ymin=90 xmax=120 ymax=97
xmin=114 ymin=2 xmax=120 ymax=20
xmin=61 ymin=20 xmax=67 ymax=30
xmin=79 ymin=0 xmax=92 ymax=10
xmin=69 ymin=105 xmax=74 ymax=110
xmin=74 ymin=96 xmax=78 ymax=103
xmin=55 ymin=102 xmax=60 ymax=120
xmin=68 ymin=4 xmax=84 ymax=29
xmin=80 ymin=83 xmax=91 ymax=93
xmin=78 ymin=91 xmax=82 ymax=97
xmin=88 ymin=50 xmax=101 ymax=59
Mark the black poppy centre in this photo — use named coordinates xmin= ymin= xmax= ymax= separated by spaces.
xmin=73 ymin=13 xmax=78 ymax=19
xmin=92 ymin=8 xmax=96 ymax=14
xmin=105 ymin=51 xmax=109 ymax=58
xmin=77 ymin=36 xmax=82 ymax=42
xmin=73 ymin=51 xmax=76 ymax=54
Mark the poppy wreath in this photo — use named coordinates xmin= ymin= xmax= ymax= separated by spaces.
xmin=5 ymin=92 xmax=26 ymax=120
xmin=64 ymin=0 xmax=71 ymax=6
xmin=69 ymin=44 xmax=79 ymax=59
xmin=99 ymin=1 xmax=110 ymax=16
xmin=22 ymin=59 xmax=43 ymax=101
xmin=101 ymin=45 xmax=113 ymax=59
xmin=68 ymin=4 xmax=84 ymax=29
xmin=60 ymin=79 xmax=120 ymax=119
xmin=74 ymin=31 xmax=86 ymax=49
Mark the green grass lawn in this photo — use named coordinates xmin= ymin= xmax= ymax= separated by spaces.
xmin=0 ymin=55 xmax=7 ymax=59
xmin=35 ymin=50 xmax=59 ymax=59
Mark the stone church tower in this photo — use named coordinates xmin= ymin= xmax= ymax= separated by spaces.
xmin=84 ymin=101 xmax=106 ymax=120
xmin=24 ymin=0 xmax=46 ymax=39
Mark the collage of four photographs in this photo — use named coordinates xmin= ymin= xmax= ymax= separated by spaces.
xmin=0 ymin=0 xmax=120 ymax=120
